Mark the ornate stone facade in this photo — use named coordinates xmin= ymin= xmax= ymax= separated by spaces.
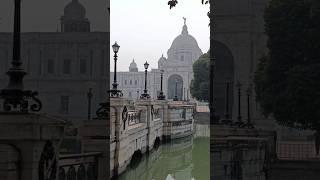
xmin=0 ymin=0 xmax=109 ymax=122
xmin=110 ymin=19 xmax=203 ymax=102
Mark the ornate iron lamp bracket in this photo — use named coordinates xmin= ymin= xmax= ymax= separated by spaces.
xmin=109 ymin=89 xmax=123 ymax=98
xmin=0 ymin=89 xmax=42 ymax=113
xmin=96 ymin=102 xmax=109 ymax=119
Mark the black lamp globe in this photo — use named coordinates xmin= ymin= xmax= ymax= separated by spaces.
xmin=112 ymin=41 xmax=120 ymax=54
xmin=144 ymin=61 xmax=149 ymax=70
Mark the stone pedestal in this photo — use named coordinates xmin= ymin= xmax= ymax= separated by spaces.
xmin=0 ymin=113 xmax=65 ymax=180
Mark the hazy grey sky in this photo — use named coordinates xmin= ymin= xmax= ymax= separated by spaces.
xmin=0 ymin=0 xmax=107 ymax=32
xmin=0 ymin=0 xmax=209 ymax=72
xmin=111 ymin=0 xmax=210 ymax=71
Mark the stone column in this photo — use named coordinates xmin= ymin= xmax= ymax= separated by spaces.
xmin=0 ymin=113 xmax=65 ymax=180
xmin=136 ymin=99 xmax=153 ymax=152
xmin=157 ymin=100 xmax=169 ymax=141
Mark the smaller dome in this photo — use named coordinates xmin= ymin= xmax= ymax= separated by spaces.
xmin=158 ymin=54 xmax=167 ymax=69
xmin=158 ymin=54 xmax=167 ymax=62
xmin=64 ymin=0 xmax=86 ymax=20
xmin=129 ymin=59 xmax=138 ymax=72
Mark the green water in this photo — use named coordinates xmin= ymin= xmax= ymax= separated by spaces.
xmin=119 ymin=135 xmax=210 ymax=180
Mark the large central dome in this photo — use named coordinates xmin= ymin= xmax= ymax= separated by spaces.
xmin=169 ymin=22 xmax=201 ymax=50
xmin=166 ymin=18 xmax=203 ymax=64
xmin=64 ymin=0 xmax=86 ymax=20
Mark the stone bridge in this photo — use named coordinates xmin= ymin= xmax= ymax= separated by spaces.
xmin=108 ymin=98 xmax=196 ymax=177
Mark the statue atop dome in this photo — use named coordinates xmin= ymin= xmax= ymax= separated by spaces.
xmin=182 ymin=17 xmax=188 ymax=35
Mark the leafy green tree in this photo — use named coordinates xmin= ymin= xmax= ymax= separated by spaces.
xmin=190 ymin=52 xmax=210 ymax=101
xmin=255 ymin=0 xmax=320 ymax=131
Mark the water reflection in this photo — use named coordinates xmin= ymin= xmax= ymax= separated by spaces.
xmin=119 ymin=125 xmax=209 ymax=180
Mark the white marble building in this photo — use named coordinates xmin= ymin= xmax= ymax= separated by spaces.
xmin=0 ymin=0 xmax=109 ymax=121
xmin=110 ymin=20 xmax=203 ymax=101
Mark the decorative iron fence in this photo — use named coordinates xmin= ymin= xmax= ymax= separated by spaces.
xmin=58 ymin=152 xmax=101 ymax=180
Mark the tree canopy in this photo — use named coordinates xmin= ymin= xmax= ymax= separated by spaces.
xmin=190 ymin=52 xmax=210 ymax=101
xmin=255 ymin=0 xmax=320 ymax=130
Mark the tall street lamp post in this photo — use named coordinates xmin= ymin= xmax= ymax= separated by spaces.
xmin=237 ymin=81 xmax=242 ymax=123
xmin=157 ymin=69 xmax=166 ymax=100
xmin=187 ymin=88 xmax=189 ymax=101
xmin=87 ymin=88 xmax=93 ymax=120
xmin=96 ymin=42 xmax=121 ymax=119
xmin=109 ymin=41 xmax=122 ymax=98
xmin=221 ymin=78 xmax=232 ymax=125
xmin=0 ymin=0 xmax=41 ymax=112
xmin=140 ymin=61 xmax=150 ymax=99
xmin=173 ymin=80 xmax=179 ymax=101
xmin=246 ymin=85 xmax=254 ymax=128
xmin=224 ymin=79 xmax=230 ymax=120
xmin=137 ymin=89 xmax=139 ymax=100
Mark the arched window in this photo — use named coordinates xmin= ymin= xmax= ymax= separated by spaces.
xmin=167 ymin=74 xmax=183 ymax=100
